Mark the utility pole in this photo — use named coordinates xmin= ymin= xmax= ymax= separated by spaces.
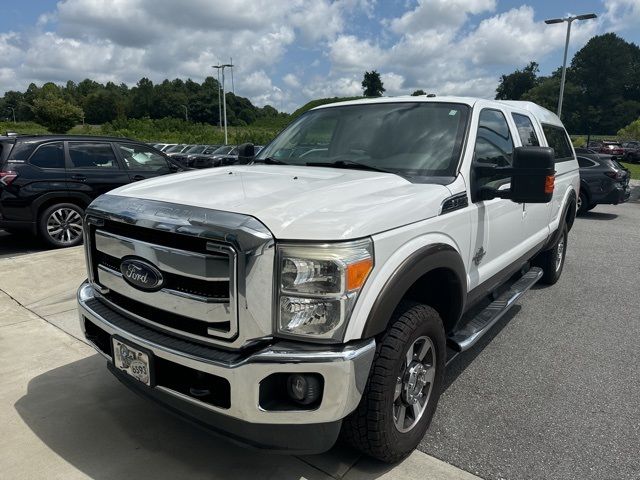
xmin=544 ymin=13 xmax=597 ymax=119
xmin=8 ymin=107 xmax=16 ymax=123
xmin=181 ymin=104 xmax=188 ymax=122
xmin=212 ymin=63 xmax=234 ymax=145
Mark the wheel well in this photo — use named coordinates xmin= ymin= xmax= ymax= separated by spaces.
xmin=401 ymin=267 xmax=464 ymax=334
xmin=36 ymin=196 xmax=88 ymax=220
xmin=566 ymin=190 xmax=578 ymax=231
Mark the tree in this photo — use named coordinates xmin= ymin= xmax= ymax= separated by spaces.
xmin=495 ymin=62 xmax=539 ymax=100
xmin=84 ymin=89 xmax=121 ymax=124
xmin=32 ymin=96 xmax=83 ymax=133
xmin=617 ymin=118 xmax=640 ymax=140
xmin=411 ymin=89 xmax=426 ymax=96
xmin=362 ymin=71 xmax=385 ymax=97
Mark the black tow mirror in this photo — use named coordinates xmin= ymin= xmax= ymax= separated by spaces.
xmin=237 ymin=143 xmax=255 ymax=165
xmin=509 ymin=146 xmax=555 ymax=203
xmin=477 ymin=146 xmax=555 ymax=204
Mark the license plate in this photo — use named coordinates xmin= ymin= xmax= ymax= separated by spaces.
xmin=112 ymin=337 xmax=153 ymax=386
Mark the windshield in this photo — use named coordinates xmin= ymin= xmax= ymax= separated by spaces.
xmin=185 ymin=145 xmax=206 ymax=154
xmin=166 ymin=144 xmax=186 ymax=153
xmin=213 ymin=146 xmax=234 ymax=155
xmin=257 ymin=102 xmax=469 ymax=177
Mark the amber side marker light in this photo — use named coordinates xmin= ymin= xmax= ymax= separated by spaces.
xmin=346 ymin=258 xmax=374 ymax=291
xmin=545 ymin=175 xmax=555 ymax=194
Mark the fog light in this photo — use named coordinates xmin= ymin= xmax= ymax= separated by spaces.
xmin=287 ymin=374 xmax=321 ymax=405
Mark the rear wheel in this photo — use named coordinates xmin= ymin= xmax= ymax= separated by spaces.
xmin=342 ymin=302 xmax=445 ymax=463
xmin=533 ymin=224 xmax=567 ymax=285
xmin=577 ymin=191 xmax=589 ymax=215
xmin=38 ymin=203 xmax=84 ymax=248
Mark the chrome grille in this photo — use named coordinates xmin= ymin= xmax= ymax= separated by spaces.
xmin=92 ymin=229 xmax=238 ymax=343
xmin=84 ymin=195 xmax=275 ymax=350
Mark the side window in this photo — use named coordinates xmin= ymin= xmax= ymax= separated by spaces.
xmin=68 ymin=142 xmax=118 ymax=169
xmin=117 ymin=143 xmax=170 ymax=172
xmin=511 ymin=113 xmax=540 ymax=146
xmin=474 ymin=109 xmax=514 ymax=167
xmin=29 ymin=142 xmax=65 ymax=169
xmin=542 ymin=124 xmax=573 ymax=162
xmin=577 ymin=157 xmax=595 ymax=168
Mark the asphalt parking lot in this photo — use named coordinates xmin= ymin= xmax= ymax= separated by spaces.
xmin=420 ymin=184 xmax=640 ymax=479
xmin=0 ymin=185 xmax=638 ymax=480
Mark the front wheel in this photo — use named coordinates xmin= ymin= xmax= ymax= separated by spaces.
xmin=341 ymin=302 xmax=446 ymax=463
xmin=38 ymin=203 xmax=84 ymax=248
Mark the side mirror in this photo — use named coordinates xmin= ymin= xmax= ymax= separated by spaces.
xmin=477 ymin=146 xmax=555 ymax=204
xmin=510 ymin=146 xmax=555 ymax=203
xmin=237 ymin=142 xmax=255 ymax=165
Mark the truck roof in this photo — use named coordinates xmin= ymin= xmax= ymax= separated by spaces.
xmin=313 ymin=96 xmax=563 ymax=128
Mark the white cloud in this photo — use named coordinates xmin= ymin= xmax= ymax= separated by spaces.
xmin=0 ymin=0 xmax=636 ymax=111
xmin=602 ymin=0 xmax=640 ymax=31
xmin=389 ymin=0 xmax=496 ymax=34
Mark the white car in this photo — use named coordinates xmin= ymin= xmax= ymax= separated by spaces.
xmin=78 ymin=96 xmax=578 ymax=462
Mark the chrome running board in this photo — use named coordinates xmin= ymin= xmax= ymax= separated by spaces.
xmin=449 ymin=267 xmax=543 ymax=352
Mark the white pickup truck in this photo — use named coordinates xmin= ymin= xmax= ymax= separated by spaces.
xmin=78 ymin=96 xmax=578 ymax=462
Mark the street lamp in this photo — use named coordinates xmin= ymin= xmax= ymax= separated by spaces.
xmin=8 ymin=107 xmax=15 ymax=123
xmin=212 ymin=63 xmax=234 ymax=145
xmin=181 ymin=104 xmax=188 ymax=122
xmin=544 ymin=13 xmax=597 ymax=119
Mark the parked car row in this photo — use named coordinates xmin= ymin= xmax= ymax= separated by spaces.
xmin=586 ymin=140 xmax=640 ymax=163
xmin=147 ymin=142 xmax=264 ymax=169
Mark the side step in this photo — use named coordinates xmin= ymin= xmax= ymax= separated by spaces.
xmin=448 ymin=267 xmax=543 ymax=353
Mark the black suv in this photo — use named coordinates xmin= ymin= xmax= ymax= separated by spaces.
xmin=0 ymin=135 xmax=184 ymax=247
xmin=575 ymin=149 xmax=631 ymax=214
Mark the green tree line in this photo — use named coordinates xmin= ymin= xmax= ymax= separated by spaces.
xmin=496 ymin=33 xmax=640 ymax=135
xmin=0 ymin=76 xmax=287 ymax=133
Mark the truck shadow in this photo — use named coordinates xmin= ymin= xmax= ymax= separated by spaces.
xmin=579 ymin=211 xmax=619 ymax=221
xmin=13 ymin=354 xmax=410 ymax=479
xmin=442 ymin=305 xmax=521 ymax=393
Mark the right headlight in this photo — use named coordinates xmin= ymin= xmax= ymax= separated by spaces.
xmin=276 ymin=238 xmax=374 ymax=341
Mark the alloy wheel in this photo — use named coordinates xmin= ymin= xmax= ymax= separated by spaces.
xmin=46 ymin=207 xmax=83 ymax=244
xmin=393 ymin=336 xmax=436 ymax=433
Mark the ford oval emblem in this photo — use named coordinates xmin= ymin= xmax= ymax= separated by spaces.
xmin=120 ymin=257 xmax=164 ymax=292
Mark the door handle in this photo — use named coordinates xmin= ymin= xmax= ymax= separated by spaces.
xmin=132 ymin=175 xmax=146 ymax=181
xmin=71 ymin=174 xmax=86 ymax=181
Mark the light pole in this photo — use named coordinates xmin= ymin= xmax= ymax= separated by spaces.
xmin=181 ymin=104 xmax=188 ymax=122
xmin=212 ymin=63 xmax=234 ymax=145
xmin=544 ymin=13 xmax=597 ymax=119
xmin=8 ymin=107 xmax=15 ymax=123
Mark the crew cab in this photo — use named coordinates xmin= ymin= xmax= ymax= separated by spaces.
xmin=77 ymin=97 xmax=578 ymax=462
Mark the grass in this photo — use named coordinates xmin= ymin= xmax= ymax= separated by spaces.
xmin=621 ymin=161 xmax=640 ymax=180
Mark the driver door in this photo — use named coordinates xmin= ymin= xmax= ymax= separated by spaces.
xmin=467 ymin=108 xmax=527 ymax=291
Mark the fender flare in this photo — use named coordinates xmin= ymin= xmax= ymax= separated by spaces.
xmin=360 ymin=243 xmax=466 ymax=338
xmin=544 ymin=188 xmax=577 ymax=250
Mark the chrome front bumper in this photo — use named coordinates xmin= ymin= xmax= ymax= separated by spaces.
xmin=78 ymin=281 xmax=375 ymax=426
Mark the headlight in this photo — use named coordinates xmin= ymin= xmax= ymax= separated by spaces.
xmin=276 ymin=238 xmax=374 ymax=341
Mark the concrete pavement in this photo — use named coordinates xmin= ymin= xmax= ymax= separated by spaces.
xmin=0 ymin=247 xmax=480 ymax=480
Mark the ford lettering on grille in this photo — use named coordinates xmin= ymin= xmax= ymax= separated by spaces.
xmin=120 ymin=257 xmax=164 ymax=291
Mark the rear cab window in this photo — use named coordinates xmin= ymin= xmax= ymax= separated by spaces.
xmin=511 ymin=113 xmax=540 ymax=147
xmin=541 ymin=124 xmax=574 ymax=163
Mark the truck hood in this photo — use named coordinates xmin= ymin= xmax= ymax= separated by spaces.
xmin=109 ymin=165 xmax=450 ymax=240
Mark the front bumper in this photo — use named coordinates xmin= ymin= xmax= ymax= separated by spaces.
xmin=77 ymin=281 xmax=375 ymax=452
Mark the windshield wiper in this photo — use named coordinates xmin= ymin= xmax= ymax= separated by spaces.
xmin=305 ymin=160 xmax=394 ymax=174
xmin=253 ymin=157 xmax=289 ymax=165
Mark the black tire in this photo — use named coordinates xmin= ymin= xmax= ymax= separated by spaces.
xmin=38 ymin=203 xmax=85 ymax=248
xmin=577 ymin=191 xmax=589 ymax=215
xmin=341 ymin=302 xmax=446 ymax=463
xmin=533 ymin=224 xmax=567 ymax=285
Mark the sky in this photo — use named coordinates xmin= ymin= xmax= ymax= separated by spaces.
xmin=1 ymin=0 xmax=639 ymax=112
